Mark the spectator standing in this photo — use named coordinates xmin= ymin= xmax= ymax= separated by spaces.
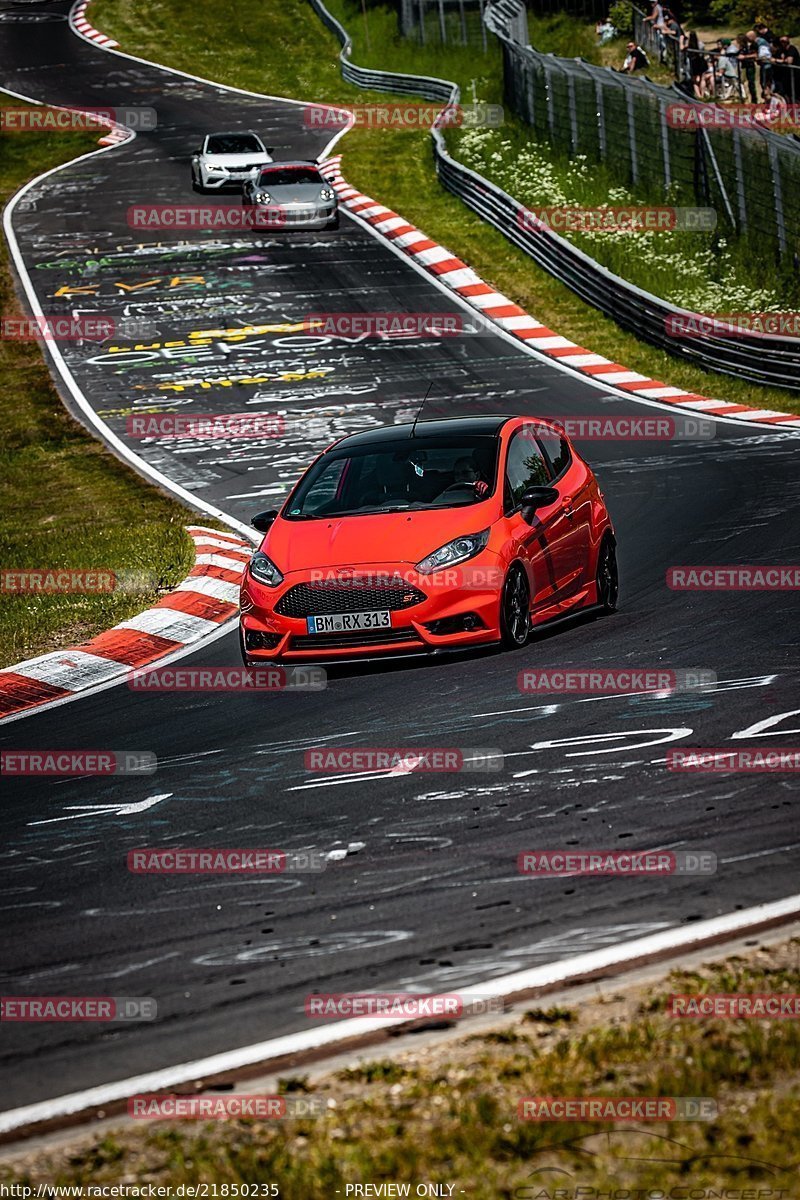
xmin=662 ymin=9 xmax=687 ymax=51
xmin=661 ymin=7 xmax=688 ymax=72
xmin=746 ymin=28 xmax=773 ymax=93
xmin=643 ymin=0 xmax=666 ymax=61
xmin=687 ymin=31 xmax=714 ymax=97
xmin=738 ymin=33 xmax=758 ymax=101
xmin=716 ymin=38 xmax=742 ymax=100
xmin=775 ymin=35 xmax=800 ymax=103
xmin=771 ymin=38 xmax=788 ymax=95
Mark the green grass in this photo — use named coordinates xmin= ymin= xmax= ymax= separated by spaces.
xmin=4 ymin=946 xmax=800 ymax=1194
xmin=90 ymin=0 xmax=800 ymax=414
xmin=0 ymin=101 xmax=199 ymax=665
xmin=454 ymin=125 xmax=800 ymax=311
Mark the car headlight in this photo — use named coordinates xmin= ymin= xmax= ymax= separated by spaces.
xmin=249 ymin=552 xmax=284 ymax=587
xmin=205 ymin=161 xmax=225 ymax=171
xmin=320 ymin=187 xmax=335 ymax=201
xmin=255 ymin=190 xmax=272 ymax=203
xmin=416 ymin=529 xmax=490 ymax=574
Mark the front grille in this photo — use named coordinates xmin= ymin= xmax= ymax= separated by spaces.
xmin=289 ymin=629 xmax=421 ymax=651
xmin=276 ymin=579 xmax=426 ymax=618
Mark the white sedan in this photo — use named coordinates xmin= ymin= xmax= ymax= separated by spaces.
xmin=191 ymin=131 xmax=273 ymax=192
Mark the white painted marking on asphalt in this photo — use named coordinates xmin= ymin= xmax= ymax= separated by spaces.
xmin=92 ymin=952 xmax=181 ymax=979
xmin=721 ymin=841 xmax=800 ymax=864
xmin=28 ymin=794 xmax=171 ymax=826
xmin=731 ymin=707 xmax=800 ymax=738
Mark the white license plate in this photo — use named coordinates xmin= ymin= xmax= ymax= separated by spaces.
xmin=306 ymin=610 xmax=391 ymax=634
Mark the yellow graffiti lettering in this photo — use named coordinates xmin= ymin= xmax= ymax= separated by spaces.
xmin=53 ymin=285 xmax=98 ymax=298
xmin=144 ymin=367 xmax=334 ymax=392
xmin=186 ymin=322 xmax=301 ymax=342
xmin=115 ymin=278 xmax=164 ymax=293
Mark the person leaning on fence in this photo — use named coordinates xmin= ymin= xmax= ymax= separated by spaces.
xmin=661 ymin=9 xmax=687 ymax=52
xmin=746 ymin=29 xmax=773 ymax=93
xmin=643 ymin=0 xmax=666 ymax=61
xmin=687 ymin=31 xmax=714 ymax=97
xmin=774 ymin=35 xmax=800 ymax=103
xmin=715 ymin=37 xmax=743 ymax=100
xmin=622 ymin=41 xmax=649 ymax=72
xmin=738 ymin=33 xmax=758 ymax=101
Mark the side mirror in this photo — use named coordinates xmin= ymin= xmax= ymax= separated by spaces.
xmin=266 ymin=146 xmax=275 ymax=155
xmin=520 ymin=485 xmax=558 ymax=524
xmin=251 ymin=509 xmax=279 ymax=533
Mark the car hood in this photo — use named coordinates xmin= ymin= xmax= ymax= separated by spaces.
xmin=263 ymin=506 xmax=494 ymax=573
xmin=257 ymin=182 xmax=328 ymax=203
xmin=207 ymin=152 xmax=271 ymax=165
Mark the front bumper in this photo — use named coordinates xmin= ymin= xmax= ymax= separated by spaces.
xmin=249 ymin=201 xmax=338 ymax=229
xmin=201 ymin=167 xmax=260 ymax=189
xmin=239 ymin=559 xmax=503 ymax=662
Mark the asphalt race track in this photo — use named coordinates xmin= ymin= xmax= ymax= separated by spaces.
xmin=1 ymin=0 xmax=799 ymax=1114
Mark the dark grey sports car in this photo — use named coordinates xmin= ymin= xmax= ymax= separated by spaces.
xmin=241 ymin=162 xmax=339 ymax=230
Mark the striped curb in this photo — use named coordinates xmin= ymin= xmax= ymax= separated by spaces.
xmin=319 ymin=155 xmax=800 ymax=429
xmin=0 ymin=527 xmax=250 ymax=722
xmin=67 ymin=1 xmax=128 ymax=144
xmin=70 ymin=0 xmax=119 ymax=48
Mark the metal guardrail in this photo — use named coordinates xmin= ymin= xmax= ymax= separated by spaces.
xmin=398 ymin=0 xmax=490 ymax=51
xmin=311 ymin=0 xmax=457 ymax=101
xmin=309 ymin=0 xmax=800 ymax=392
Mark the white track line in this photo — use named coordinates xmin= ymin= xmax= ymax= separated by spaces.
xmin=1 ymin=891 xmax=799 ymax=1135
xmin=0 ymin=37 xmax=355 ymax=719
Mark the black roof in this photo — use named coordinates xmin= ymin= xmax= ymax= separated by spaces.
xmin=204 ymin=130 xmax=261 ymax=139
xmin=333 ymin=416 xmax=511 ymax=450
xmin=257 ymin=160 xmax=319 ymax=171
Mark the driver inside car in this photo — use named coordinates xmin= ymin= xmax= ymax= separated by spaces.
xmin=445 ymin=456 xmax=489 ymax=497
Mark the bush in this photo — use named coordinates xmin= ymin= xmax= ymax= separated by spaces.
xmin=608 ymin=0 xmax=633 ymax=34
xmin=689 ymin=0 xmax=798 ymax=30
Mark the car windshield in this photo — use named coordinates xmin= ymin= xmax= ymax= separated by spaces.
xmin=257 ymin=167 xmax=322 ymax=186
xmin=206 ymin=134 xmax=262 ymax=154
xmin=283 ymin=436 xmax=499 ymax=520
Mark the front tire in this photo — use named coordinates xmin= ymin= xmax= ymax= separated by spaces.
xmin=326 ymin=211 xmax=340 ymax=230
xmin=596 ymin=535 xmax=619 ymax=613
xmin=500 ymin=564 xmax=531 ymax=649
